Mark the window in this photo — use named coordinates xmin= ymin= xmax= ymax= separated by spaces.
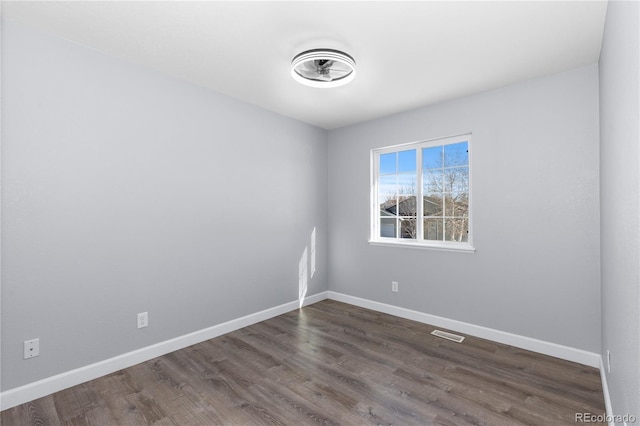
xmin=370 ymin=134 xmax=473 ymax=251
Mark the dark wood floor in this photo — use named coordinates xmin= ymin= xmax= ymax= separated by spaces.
xmin=2 ymin=300 xmax=605 ymax=425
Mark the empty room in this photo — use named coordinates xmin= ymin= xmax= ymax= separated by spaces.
xmin=1 ymin=1 xmax=638 ymax=425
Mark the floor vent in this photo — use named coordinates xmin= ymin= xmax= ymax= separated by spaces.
xmin=431 ymin=329 xmax=465 ymax=343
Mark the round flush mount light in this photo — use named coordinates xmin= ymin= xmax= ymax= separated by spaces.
xmin=291 ymin=49 xmax=356 ymax=88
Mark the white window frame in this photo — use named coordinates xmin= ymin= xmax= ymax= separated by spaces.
xmin=370 ymin=134 xmax=475 ymax=253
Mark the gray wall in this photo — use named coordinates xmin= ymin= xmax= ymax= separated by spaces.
xmin=328 ymin=65 xmax=601 ymax=353
xmin=1 ymin=20 xmax=328 ymax=391
xmin=599 ymin=0 xmax=640 ymax=421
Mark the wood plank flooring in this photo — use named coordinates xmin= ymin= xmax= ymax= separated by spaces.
xmin=1 ymin=300 xmax=606 ymax=425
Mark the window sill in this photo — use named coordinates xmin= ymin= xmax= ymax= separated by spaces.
xmin=368 ymin=239 xmax=476 ymax=253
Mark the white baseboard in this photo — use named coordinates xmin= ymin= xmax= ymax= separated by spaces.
xmin=0 ymin=291 xmax=329 ymax=411
xmin=327 ymin=291 xmax=601 ymax=368
xmin=1 ymin=289 xmax=601 ymax=411
xmin=600 ymin=357 xmax=615 ymax=426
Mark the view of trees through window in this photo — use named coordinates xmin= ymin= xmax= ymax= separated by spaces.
xmin=375 ymin=137 xmax=470 ymax=245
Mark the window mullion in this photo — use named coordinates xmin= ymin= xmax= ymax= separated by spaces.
xmin=395 ymin=187 xmax=400 ymax=240
xmin=416 ymin=147 xmax=424 ymax=241
xmin=395 ymin=154 xmax=400 ymax=240
xmin=441 ymin=162 xmax=445 ymax=242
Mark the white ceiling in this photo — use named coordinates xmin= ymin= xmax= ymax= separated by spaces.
xmin=2 ymin=1 xmax=608 ymax=130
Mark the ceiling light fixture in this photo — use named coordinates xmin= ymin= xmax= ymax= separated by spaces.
xmin=291 ymin=48 xmax=356 ymax=88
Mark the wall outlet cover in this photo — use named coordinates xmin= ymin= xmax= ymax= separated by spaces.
xmin=137 ymin=312 xmax=149 ymax=329
xmin=24 ymin=338 xmax=40 ymax=359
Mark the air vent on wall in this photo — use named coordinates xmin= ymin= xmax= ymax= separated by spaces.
xmin=431 ymin=329 xmax=465 ymax=343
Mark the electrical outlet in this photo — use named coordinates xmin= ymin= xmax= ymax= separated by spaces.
xmin=392 ymin=281 xmax=399 ymax=292
xmin=24 ymin=338 xmax=40 ymax=359
xmin=137 ymin=312 xmax=148 ymax=329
